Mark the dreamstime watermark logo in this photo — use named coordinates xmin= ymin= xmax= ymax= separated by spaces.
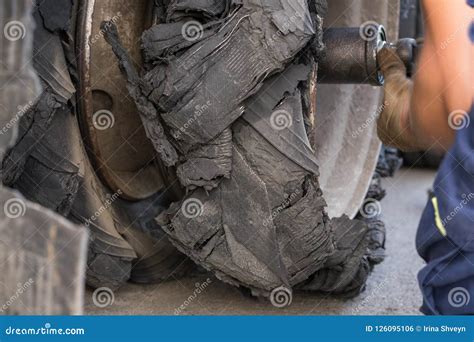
xmin=1 ymin=101 xmax=34 ymax=138
xmin=172 ymin=101 xmax=211 ymax=140
xmin=263 ymin=189 xmax=300 ymax=227
xmin=84 ymin=190 xmax=122 ymax=227
xmin=182 ymin=21 xmax=204 ymax=42
xmin=3 ymin=102 xmax=33 ymax=130
xmin=440 ymin=26 xmax=463 ymax=50
xmin=352 ymin=101 xmax=387 ymax=139
xmin=270 ymin=286 xmax=292 ymax=308
xmin=181 ymin=198 xmax=204 ymax=219
xmin=179 ymin=53 xmax=199 ymax=71
xmin=0 ymin=278 xmax=34 ymax=313
xmin=441 ymin=193 xmax=474 ymax=227
xmin=448 ymin=287 xmax=470 ymax=308
xmin=91 ymin=12 xmax=122 ymax=44
xmin=92 ymin=287 xmax=115 ymax=308
xmin=351 ymin=274 xmax=401 ymax=314
xmin=92 ymin=110 xmax=115 ymax=130
xmin=359 ymin=198 xmax=382 ymax=219
xmin=4 ymin=322 xmax=85 ymax=336
xmin=269 ymin=12 xmax=304 ymax=42
xmin=270 ymin=109 xmax=293 ymax=131
xmin=4 ymin=198 xmax=26 ymax=219
xmin=448 ymin=110 xmax=470 ymax=130
xmin=174 ymin=278 xmax=212 ymax=315
xmin=359 ymin=21 xmax=379 ymax=42
xmin=3 ymin=21 xmax=26 ymax=41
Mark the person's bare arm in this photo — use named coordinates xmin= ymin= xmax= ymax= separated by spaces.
xmin=377 ymin=0 xmax=473 ymax=152
xmin=410 ymin=0 xmax=473 ymax=150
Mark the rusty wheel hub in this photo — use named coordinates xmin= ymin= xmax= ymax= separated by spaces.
xmin=77 ymin=0 xmax=164 ymax=201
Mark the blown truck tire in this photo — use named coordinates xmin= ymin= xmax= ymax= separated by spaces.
xmin=2 ymin=0 xmax=401 ymax=300
xmin=101 ymin=0 xmax=401 ymax=299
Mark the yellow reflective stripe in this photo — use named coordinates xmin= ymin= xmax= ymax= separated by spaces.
xmin=431 ymin=196 xmax=447 ymax=237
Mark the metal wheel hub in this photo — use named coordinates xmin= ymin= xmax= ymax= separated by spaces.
xmin=77 ymin=0 xmax=163 ymax=201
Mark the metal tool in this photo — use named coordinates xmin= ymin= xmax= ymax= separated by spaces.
xmin=318 ymin=26 xmax=420 ymax=85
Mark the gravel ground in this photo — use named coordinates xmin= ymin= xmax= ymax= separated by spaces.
xmin=85 ymin=168 xmax=436 ymax=315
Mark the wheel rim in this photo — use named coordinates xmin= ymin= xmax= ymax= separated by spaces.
xmin=77 ymin=0 xmax=164 ymax=201
xmin=315 ymin=0 xmax=400 ymax=218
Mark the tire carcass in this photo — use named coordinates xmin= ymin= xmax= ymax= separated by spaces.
xmin=105 ymin=0 xmax=385 ymax=300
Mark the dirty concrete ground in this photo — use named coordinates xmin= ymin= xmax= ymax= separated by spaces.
xmin=85 ymin=168 xmax=436 ymax=315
